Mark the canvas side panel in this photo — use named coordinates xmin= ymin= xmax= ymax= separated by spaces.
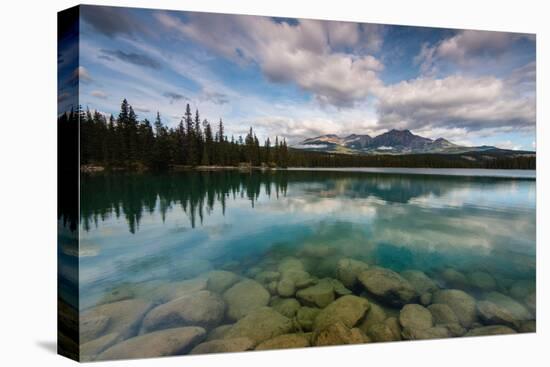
xmin=57 ymin=5 xmax=80 ymax=362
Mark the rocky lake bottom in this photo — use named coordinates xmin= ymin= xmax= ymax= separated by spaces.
xmin=78 ymin=248 xmax=536 ymax=361
xmin=62 ymin=170 xmax=536 ymax=361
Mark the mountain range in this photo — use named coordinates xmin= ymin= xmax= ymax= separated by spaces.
xmin=294 ymin=129 xmax=527 ymax=155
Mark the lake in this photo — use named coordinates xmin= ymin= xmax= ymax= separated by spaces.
xmin=70 ymin=168 xmax=536 ymax=359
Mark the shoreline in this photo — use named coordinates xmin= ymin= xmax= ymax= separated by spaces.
xmin=80 ymin=164 xmax=535 ymax=178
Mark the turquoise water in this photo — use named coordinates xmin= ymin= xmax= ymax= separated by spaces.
xmin=74 ymin=169 xmax=536 ymax=359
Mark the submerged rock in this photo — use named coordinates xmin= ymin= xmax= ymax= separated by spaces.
xmin=420 ymin=292 xmax=433 ymax=306
xmin=255 ymin=333 xmax=310 ymax=350
xmin=358 ymin=268 xmax=417 ymax=306
xmin=401 ymin=270 xmax=439 ymax=294
xmin=428 ymin=303 xmax=460 ymax=325
xmin=359 ymin=302 xmax=387 ymax=333
xmin=96 ymin=327 xmax=206 ymax=360
xmin=271 ymin=297 xmax=301 ymax=318
xmin=402 ymin=326 xmax=450 ymax=340
xmin=148 ymin=278 xmax=208 ymax=303
xmin=385 ymin=317 xmax=402 ymax=341
xmin=468 ymin=271 xmax=497 ymax=291
xmin=81 ymin=299 xmax=152 ymax=344
xmin=277 ymin=277 xmax=297 ymax=297
xmin=432 ymin=289 xmax=477 ymax=328
xmin=440 ymin=268 xmax=468 ymax=289
xmin=399 ymin=304 xmax=433 ymax=331
xmin=313 ymin=295 xmax=369 ymax=331
xmin=190 ymin=337 xmax=254 ymax=355
xmin=313 ymin=321 xmax=366 ymax=346
xmin=508 ymin=280 xmax=536 ymax=300
xmin=465 ymin=325 xmax=517 ymax=337
xmin=296 ymin=307 xmax=320 ymax=332
xmin=255 ymin=271 xmax=281 ymax=284
xmin=206 ymin=324 xmax=234 ymax=341
xmin=80 ymin=332 xmax=119 ymax=362
xmin=80 ymin=315 xmax=110 ymax=344
xmin=336 ymin=258 xmax=370 ymax=288
xmin=223 ymin=279 xmax=270 ymax=321
xmin=366 ymin=322 xmax=397 ymax=342
xmin=483 ymin=291 xmax=532 ymax=322
xmin=223 ymin=307 xmax=293 ymax=345
xmin=477 ymin=300 xmax=519 ymax=329
xmin=205 ymin=270 xmax=240 ymax=294
xmin=296 ymin=280 xmax=335 ymax=308
xmin=278 ymin=257 xmax=305 ymax=273
xmin=141 ymin=290 xmax=225 ymax=333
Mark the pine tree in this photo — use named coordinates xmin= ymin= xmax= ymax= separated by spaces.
xmin=194 ymin=109 xmax=203 ymax=165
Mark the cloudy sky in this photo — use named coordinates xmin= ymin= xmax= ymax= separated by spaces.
xmin=61 ymin=5 xmax=536 ymax=150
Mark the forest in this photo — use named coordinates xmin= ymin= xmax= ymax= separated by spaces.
xmin=58 ymin=99 xmax=535 ymax=171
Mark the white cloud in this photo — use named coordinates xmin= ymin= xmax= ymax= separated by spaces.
xmin=155 ymin=12 xmax=384 ymax=107
xmin=416 ymin=30 xmax=534 ymax=74
xmin=375 ymin=74 xmax=535 ymax=133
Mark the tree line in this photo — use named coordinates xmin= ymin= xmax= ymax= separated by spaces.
xmin=76 ymin=98 xmax=289 ymax=169
xmin=58 ymin=98 xmax=535 ymax=171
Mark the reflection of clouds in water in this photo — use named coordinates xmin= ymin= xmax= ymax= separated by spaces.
xmin=369 ymin=201 xmax=534 ymax=256
xmin=409 ymin=180 xmax=533 ymax=210
xmin=255 ymin=195 xmax=378 ymax=219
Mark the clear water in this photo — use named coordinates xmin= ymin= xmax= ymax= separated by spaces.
xmin=74 ymin=169 xmax=536 ymax=357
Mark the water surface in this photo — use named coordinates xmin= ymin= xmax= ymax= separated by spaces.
xmin=73 ymin=169 xmax=536 ymax=358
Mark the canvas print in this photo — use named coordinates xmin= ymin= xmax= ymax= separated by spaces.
xmin=58 ymin=5 xmax=536 ymax=362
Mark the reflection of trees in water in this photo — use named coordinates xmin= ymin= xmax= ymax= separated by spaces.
xmin=79 ymin=170 xmax=528 ymax=233
xmin=80 ymin=171 xmax=290 ymax=233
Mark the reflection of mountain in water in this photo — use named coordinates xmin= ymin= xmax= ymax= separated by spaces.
xmin=78 ymin=170 xmax=527 ymax=233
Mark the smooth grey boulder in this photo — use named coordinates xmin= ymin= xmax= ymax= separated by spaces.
xmin=336 ymin=258 xmax=370 ymax=288
xmin=401 ymin=270 xmax=439 ymax=294
xmin=440 ymin=268 xmax=468 ymax=289
xmin=296 ymin=281 xmax=335 ymax=308
xmin=313 ymin=295 xmax=369 ymax=331
xmin=484 ymin=291 xmax=532 ymax=322
xmin=190 ymin=337 xmax=254 ymax=355
xmin=206 ymin=270 xmax=240 ymax=294
xmin=223 ymin=307 xmax=293 ymax=345
xmin=296 ymin=307 xmax=320 ymax=331
xmin=96 ymin=327 xmax=206 ymax=360
xmin=141 ymin=290 xmax=225 ymax=333
xmin=399 ymin=304 xmax=433 ymax=331
xmin=366 ymin=322 xmax=398 ymax=342
xmin=358 ymin=268 xmax=417 ymax=306
xmin=271 ymin=297 xmax=301 ymax=318
xmin=477 ymin=300 xmax=519 ymax=329
xmin=81 ymin=299 xmax=152 ymax=344
xmin=465 ymin=325 xmax=517 ymax=337
xmin=206 ymin=324 xmax=234 ymax=341
xmin=255 ymin=271 xmax=280 ymax=284
xmin=402 ymin=326 xmax=450 ymax=340
xmin=359 ymin=302 xmax=387 ymax=333
xmin=80 ymin=332 xmax=119 ymax=362
xmin=223 ymin=279 xmax=270 ymax=321
xmin=428 ymin=303 xmax=460 ymax=325
xmin=313 ymin=321 xmax=366 ymax=346
xmin=255 ymin=333 xmax=310 ymax=350
xmin=147 ymin=278 xmax=208 ymax=303
xmin=468 ymin=271 xmax=497 ymax=291
xmin=432 ymin=289 xmax=477 ymax=328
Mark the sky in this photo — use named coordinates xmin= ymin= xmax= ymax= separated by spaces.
xmin=59 ymin=5 xmax=536 ymax=150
